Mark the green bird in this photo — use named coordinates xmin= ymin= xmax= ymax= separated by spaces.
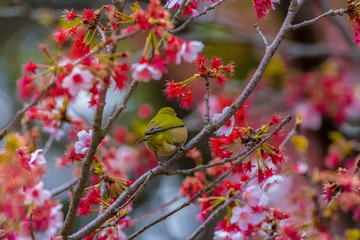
xmin=138 ymin=107 xmax=187 ymax=160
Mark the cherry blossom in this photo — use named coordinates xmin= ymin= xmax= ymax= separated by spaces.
xmin=29 ymin=149 xmax=46 ymax=168
xmin=212 ymin=106 xmax=235 ymax=137
xmin=74 ymin=130 xmax=93 ymax=154
xmin=62 ymin=65 xmax=94 ymax=96
xmin=230 ymin=206 xmax=267 ymax=231
xmin=176 ymin=41 xmax=204 ymax=64
xmin=262 ymin=175 xmax=284 ymax=192
xmin=24 ymin=181 xmax=51 ymax=206
xmin=242 ymin=186 xmax=268 ymax=207
xmin=131 ymin=61 xmax=162 ymax=82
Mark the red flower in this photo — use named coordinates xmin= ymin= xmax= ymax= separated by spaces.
xmin=163 ymin=80 xmax=186 ymax=100
xmin=64 ymin=8 xmax=78 ymax=22
xmin=180 ymin=91 xmax=193 ymax=109
xmin=82 ymin=9 xmax=96 ymax=22
xmin=23 ymin=60 xmax=37 ymax=75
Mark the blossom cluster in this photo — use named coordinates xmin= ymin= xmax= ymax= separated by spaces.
xmin=0 ymin=134 xmax=62 ymax=239
xmin=164 ymin=55 xmax=234 ymax=109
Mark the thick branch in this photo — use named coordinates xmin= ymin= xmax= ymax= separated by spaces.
xmin=60 ymin=23 xmax=112 ymax=239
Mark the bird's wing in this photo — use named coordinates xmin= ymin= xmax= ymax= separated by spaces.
xmin=146 ymin=114 xmax=184 ymax=136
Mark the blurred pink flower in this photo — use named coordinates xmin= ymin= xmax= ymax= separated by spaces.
xmin=62 ymin=66 xmax=94 ymax=96
xmin=74 ymin=130 xmax=93 ymax=154
xmin=212 ymin=106 xmax=235 ymax=137
xmin=230 ymin=206 xmax=266 ymax=231
xmin=131 ymin=62 xmax=162 ymax=82
xmin=262 ymin=175 xmax=284 ymax=192
xmin=29 ymin=149 xmax=46 ymax=168
xmin=176 ymin=41 xmax=204 ymax=64
xmin=214 ymin=230 xmax=244 ymax=240
xmin=24 ymin=181 xmax=51 ymax=206
xmin=242 ymin=186 xmax=268 ymax=207
xmin=296 ymin=102 xmax=322 ymax=130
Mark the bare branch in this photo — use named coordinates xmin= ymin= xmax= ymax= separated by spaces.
xmin=186 ymin=196 xmax=234 ymax=240
xmin=51 ymin=179 xmax=79 ymax=197
xmin=291 ymin=8 xmax=348 ymax=30
xmin=254 ymin=23 xmax=269 ymax=46
xmin=204 ymin=77 xmax=211 ymax=126
xmin=171 ymin=0 xmax=227 ymax=34
xmin=165 ymin=151 xmax=246 ymax=176
xmin=30 ymin=212 xmax=35 ymax=240
xmin=0 ymin=80 xmax=55 ymax=141
xmin=102 ymin=80 xmax=139 ymax=133
xmin=60 ymin=23 xmax=112 ymax=240
xmin=131 ymin=196 xmax=181 ymax=224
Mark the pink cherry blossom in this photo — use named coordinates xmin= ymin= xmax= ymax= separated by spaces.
xmin=116 ymin=146 xmax=140 ymax=170
xmin=230 ymin=206 xmax=267 ymax=231
xmin=212 ymin=106 xmax=235 ymax=137
xmin=131 ymin=62 xmax=162 ymax=82
xmin=24 ymin=181 xmax=51 ymax=206
xmin=36 ymin=203 xmax=63 ymax=239
xmin=74 ymin=129 xmax=93 ymax=154
xmin=62 ymin=65 xmax=94 ymax=96
xmin=295 ymin=102 xmax=322 ymax=131
xmin=214 ymin=230 xmax=245 ymax=240
xmin=262 ymin=175 xmax=284 ymax=192
xmin=29 ymin=149 xmax=46 ymax=168
xmin=176 ymin=41 xmax=204 ymax=64
xmin=242 ymin=186 xmax=268 ymax=207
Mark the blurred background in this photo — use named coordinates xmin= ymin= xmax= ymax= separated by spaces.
xmin=1 ymin=0 xmax=359 ymax=239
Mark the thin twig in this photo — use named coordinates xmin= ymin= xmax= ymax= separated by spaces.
xmin=102 ymin=80 xmax=139 ymax=133
xmin=99 ymin=211 xmax=128 ymax=230
xmin=115 ymin=170 xmax=153 ymax=213
xmin=254 ymin=23 xmax=269 ymax=46
xmin=171 ymin=0 xmax=227 ymax=34
xmin=30 ymin=212 xmax=36 ymax=240
xmin=291 ymin=8 xmax=348 ymax=30
xmin=131 ymin=196 xmax=181 ymax=224
xmin=51 ymin=178 xmax=79 ymax=197
xmin=186 ymin=196 xmax=234 ymax=240
xmin=0 ymin=81 xmax=55 ymax=141
xmin=127 ymin=116 xmax=291 ymax=240
xmin=204 ymin=77 xmax=211 ymax=126
xmin=170 ymin=0 xmax=189 ymax=25
xmin=165 ymin=150 xmax=247 ymax=176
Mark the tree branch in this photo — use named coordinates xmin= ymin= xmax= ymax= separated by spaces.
xmin=291 ymin=8 xmax=348 ymax=30
xmin=186 ymin=196 xmax=234 ymax=240
xmin=51 ymin=178 xmax=79 ymax=197
xmin=171 ymin=0 xmax=227 ymax=34
xmin=204 ymin=77 xmax=211 ymax=126
xmin=254 ymin=23 xmax=269 ymax=47
xmin=60 ymin=23 xmax=112 ymax=240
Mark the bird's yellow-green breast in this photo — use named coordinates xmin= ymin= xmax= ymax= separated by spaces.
xmin=142 ymin=107 xmax=187 ymax=156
